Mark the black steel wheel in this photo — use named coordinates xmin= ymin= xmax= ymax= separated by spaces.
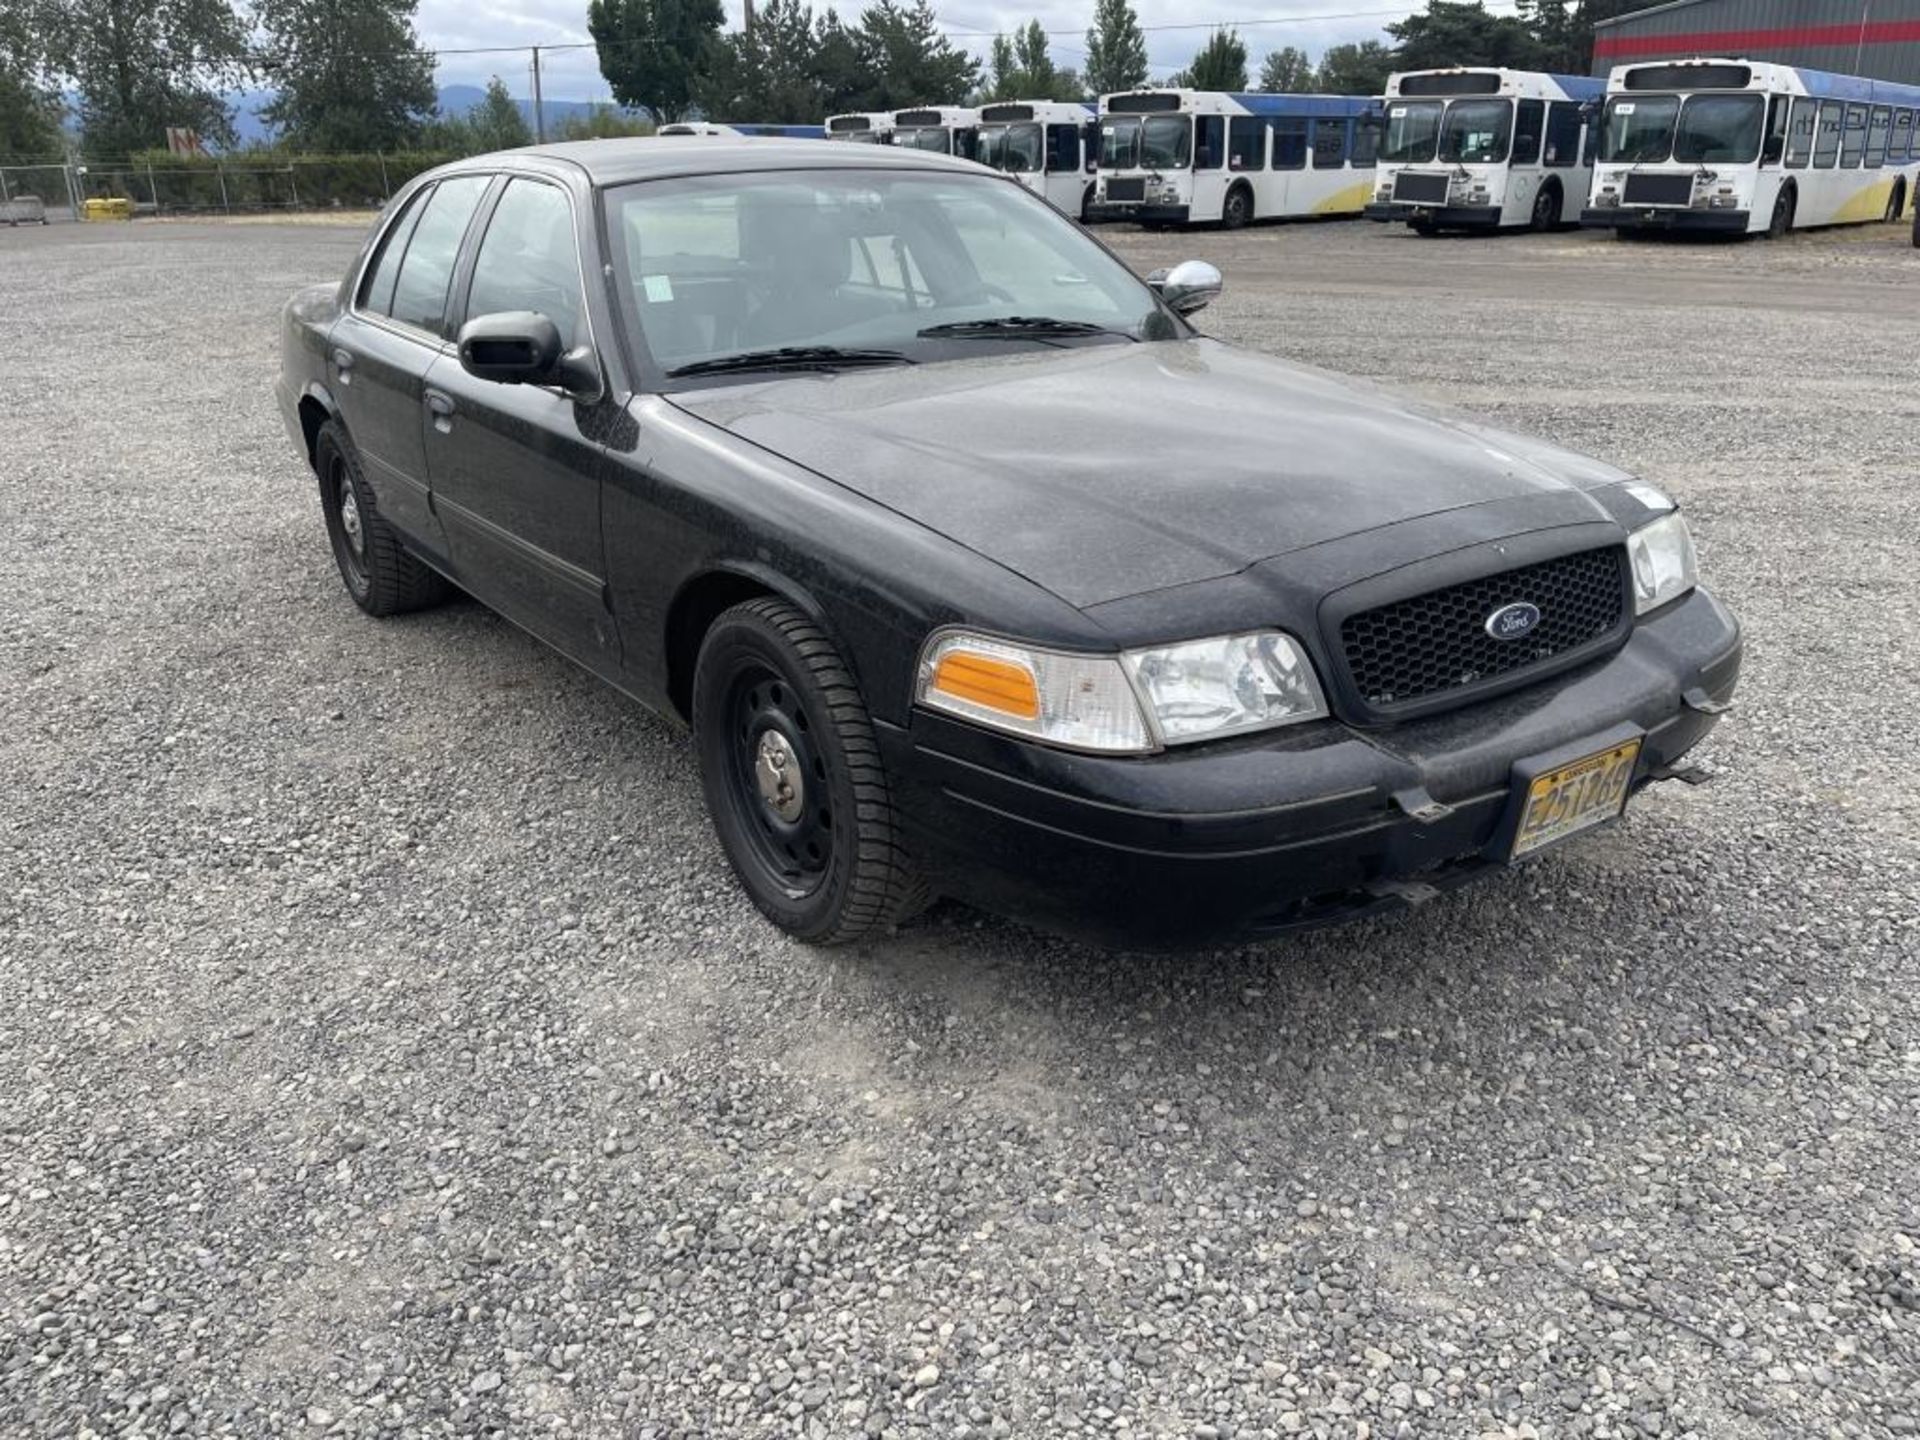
xmin=1766 ymin=188 xmax=1794 ymax=240
xmin=1529 ymin=183 xmax=1560 ymax=232
xmin=693 ymin=598 xmax=927 ymax=944
xmin=313 ymin=419 xmax=449 ymax=617
xmin=1221 ymin=186 xmax=1252 ymax=230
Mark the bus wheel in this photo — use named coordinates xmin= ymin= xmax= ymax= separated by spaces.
xmin=1885 ymin=181 xmax=1906 ymax=223
xmin=1221 ymin=186 xmax=1252 ymax=230
xmin=1410 ymin=218 xmax=1437 ymax=237
xmin=1766 ymin=188 xmax=1794 ymax=240
xmin=1529 ymin=183 xmax=1561 ymax=233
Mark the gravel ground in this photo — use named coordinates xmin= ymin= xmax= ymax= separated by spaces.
xmin=2 ymin=214 xmax=1917 ymax=1440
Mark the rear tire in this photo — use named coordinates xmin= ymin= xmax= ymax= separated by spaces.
xmin=1221 ymin=185 xmax=1252 ymax=230
xmin=313 ymin=419 xmax=449 ymax=617
xmin=1766 ymin=188 xmax=1794 ymax=240
xmin=692 ymin=598 xmax=928 ymax=944
xmin=1885 ymin=180 xmax=1906 ymax=223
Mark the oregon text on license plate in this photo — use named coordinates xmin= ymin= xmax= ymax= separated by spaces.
xmin=1510 ymin=739 xmax=1642 ymax=860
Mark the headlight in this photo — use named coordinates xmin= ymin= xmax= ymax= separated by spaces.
xmin=1627 ymin=509 xmax=1698 ymax=615
xmin=916 ymin=630 xmax=1327 ymax=753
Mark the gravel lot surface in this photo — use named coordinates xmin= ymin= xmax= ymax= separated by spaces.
xmin=3 ymin=214 xmax=1918 ymax=1440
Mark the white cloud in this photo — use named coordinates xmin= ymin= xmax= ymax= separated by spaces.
xmin=415 ymin=0 xmax=1406 ymax=100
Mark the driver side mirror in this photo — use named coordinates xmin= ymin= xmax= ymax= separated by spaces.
xmin=1147 ymin=259 xmax=1223 ymax=317
xmin=1762 ymin=134 xmax=1785 ymax=165
xmin=458 ymin=311 xmax=601 ymax=397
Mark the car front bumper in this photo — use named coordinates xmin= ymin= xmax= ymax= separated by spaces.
xmin=1581 ymin=206 xmax=1751 ymax=233
xmin=1364 ymin=202 xmax=1504 ymax=228
xmin=878 ymin=586 xmax=1742 ymax=947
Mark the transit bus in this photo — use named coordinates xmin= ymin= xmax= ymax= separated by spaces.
xmin=1096 ymin=89 xmax=1379 ymax=228
xmin=1364 ymin=68 xmax=1605 ymax=233
xmin=891 ymin=106 xmax=981 ymax=159
xmin=975 ymin=101 xmax=1099 ymax=220
xmin=825 ymin=112 xmax=895 ymax=144
xmin=731 ymin=123 xmax=827 ymax=139
xmin=1582 ymin=58 xmax=1920 ymax=237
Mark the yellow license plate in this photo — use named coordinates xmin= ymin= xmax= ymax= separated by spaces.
xmin=1510 ymin=739 xmax=1642 ymax=860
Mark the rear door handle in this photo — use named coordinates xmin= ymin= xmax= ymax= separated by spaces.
xmin=425 ymin=389 xmax=455 ymax=432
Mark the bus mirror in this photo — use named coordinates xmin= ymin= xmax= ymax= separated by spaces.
xmin=1358 ymin=111 xmax=1384 ymax=133
xmin=1762 ymin=134 xmax=1785 ymax=164
xmin=1148 ymin=259 xmax=1222 ymax=316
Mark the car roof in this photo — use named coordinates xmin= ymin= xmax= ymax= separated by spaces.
xmin=446 ymin=136 xmax=986 ymax=188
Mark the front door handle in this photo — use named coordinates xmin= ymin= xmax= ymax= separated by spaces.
xmin=425 ymin=389 xmax=455 ymax=432
xmin=331 ymin=347 xmax=354 ymax=385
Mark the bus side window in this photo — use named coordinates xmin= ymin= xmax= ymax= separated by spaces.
xmin=1543 ymin=102 xmax=1581 ymax=167
xmin=1511 ymin=99 xmax=1544 ymax=166
xmin=1227 ymin=116 xmax=1264 ymax=171
xmin=1311 ymin=118 xmax=1347 ymax=168
xmin=1271 ymin=118 xmax=1306 ymax=170
xmin=1786 ymin=97 xmax=1817 ymax=168
xmin=1351 ymin=118 xmax=1377 ymax=167
xmin=1893 ymin=109 xmax=1915 ymax=163
xmin=1865 ymin=105 xmax=1891 ymax=168
xmin=1195 ymin=115 xmax=1224 ymax=170
xmin=1046 ymin=124 xmax=1079 ymax=173
xmin=1839 ymin=103 xmax=1867 ymax=167
xmin=1813 ymin=101 xmax=1843 ymax=168
xmin=1083 ymin=120 xmax=1102 ymax=173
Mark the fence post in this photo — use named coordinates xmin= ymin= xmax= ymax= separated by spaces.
xmin=147 ymin=159 xmax=159 ymax=216
xmin=287 ymin=163 xmax=301 ymax=209
xmin=378 ymin=152 xmax=389 ymax=201
xmin=0 ymin=167 xmax=11 ymax=214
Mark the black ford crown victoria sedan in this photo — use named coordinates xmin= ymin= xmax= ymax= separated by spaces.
xmin=275 ymin=138 xmax=1741 ymax=947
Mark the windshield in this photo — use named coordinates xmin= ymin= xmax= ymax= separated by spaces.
xmin=1600 ymin=94 xmax=1680 ymax=162
xmin=1101 ymin=117 xmax=1140 ymax=169
xmin=1141 ymin=114 xmax=1192 ymax=169
xmin=896 ymin=127 xmax=951 ymax=153
xmin=1380 ymin=101 xmax=1442 ymax=163
xmin=606 ymin=170 xmax=1173 ymax=380
xmin=978 ymin=122 xmax=1042 ymax=173
xmin=1673 ymin=93 xmax=1764 ymax=162
xmin=1438 ymin=99 xmax=1511 ymax=163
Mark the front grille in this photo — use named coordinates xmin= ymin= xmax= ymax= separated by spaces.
xmin=1104 ymin=176 xmax=1145 ymax=203
xmin=1337 ymin=546 xmax=1629 ymax=714
xmin=1393 ymin=171 xmax=1451 ymax=205
xmin=1622 ymin=172 xmax=1695 ymax=206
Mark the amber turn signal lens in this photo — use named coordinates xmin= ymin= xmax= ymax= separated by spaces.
xmin=928 ymin=650 xmax=1041 ymax=721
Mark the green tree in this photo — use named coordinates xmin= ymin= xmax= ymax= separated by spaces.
xmin=1082 ymin=0 xmax=1146 ymax=98
xmin=555 ymin=103 xmax=653 ymax=139
xmin=982 ymin=19 xmax=1080 ymax=102
xmin=812 ymin=9 xmax=878 ymax=113
xmin=255 ymin=0 xmax=436 ymax=152
xmin=1257 ymin=45 xmax=1312 ymax=93
xmin=1013 ymin=19 xmax=1055 ymax=94
xmin=857 ymin=0 xmax=976 ymax=108
xmin=466 ymin=75 xmax=531 ymax=149
xmin=1314 ymin=40 xmax=1395 ymax=96
xmin=1171 ymin=28 xmax=1246 ymax=92
xmin=1388 ymin=1 xmax=1543 ymax=72
xmin=1517 ymin=0 xmax=1642 ymax=73
xmin=49 ymin=0 xmax=253 ymax=155
xmin=0 ymin=0 xmax=65 ymax=155
xmin=589 ymin=0 xmax=726 ymax=124
xmin=695 ymin=0 xmax=833 ymax=123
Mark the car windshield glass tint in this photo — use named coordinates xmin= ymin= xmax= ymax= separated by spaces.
xmin=1141 ymin=115 xmax=1191 ymax=169
xmin=1102 ymin=117 xmax=1140 ymax=168
xmin=1380 ymin=101 xmax=1442 ymax=163
xmin=1601 ymin=94 xmax=1679 ymax=163
xmin=1673 ymin=94 xmax=1764 ymax=163
xmin=1438 ymin=99 xmax=1511 ymax=163
xmin=608 ymin=170 xmax=1171 ymax=380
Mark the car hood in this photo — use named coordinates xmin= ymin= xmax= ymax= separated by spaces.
xmin=667 ymin=338 xmax=1632 ymax=609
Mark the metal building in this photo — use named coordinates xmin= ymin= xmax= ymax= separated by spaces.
xmin=1592 ymin=0 xmax=1920 ymax=86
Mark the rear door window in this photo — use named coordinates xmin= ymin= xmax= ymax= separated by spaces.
xmin=388 ymin=174 xmax=491 ymax=337
xmin=359 ymin=186 xmax=430 ymax=316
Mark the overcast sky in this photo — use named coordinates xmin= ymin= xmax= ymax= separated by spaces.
xmin=412 ymin=0 xmax=1448 ymax=101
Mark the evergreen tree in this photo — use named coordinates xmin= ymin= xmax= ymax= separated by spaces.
xmin=256 ymin=0 xmax=437 ymax=152
xmin=0 ymin=0 xmax=64 ymax=155
xmin=812 ymin=9 xmax=877 ymax=113
xmin=466 ymin=75 xmax=532 ymax=150
xmin=695 ymin=0 xmax=835 ymax=123
xmin=1257 ymin=46 xmax=1313 ymax=94
xmin=1314 ymin=40 xmax=1394 ymax=96
xmin=1388 ymin=1 xmax=1543 ymax=72
xmin=1013 ymin=20 xmax=1055 ymax=94
xmin=1082 ymin=0 xmax=1146 ymax=98
xmin=589 ymin=0 xmax=727 ymax=124
xmin=1173 ymin=29 xmax=1247 ymax=92
xmin=50 ymin=0 xmax=253 ymax=155
xmin=857 ymin=0 xmax=976 ymax=108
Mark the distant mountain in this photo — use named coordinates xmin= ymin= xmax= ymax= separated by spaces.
xmin=227 ymin=86 xmax=628 ymax=146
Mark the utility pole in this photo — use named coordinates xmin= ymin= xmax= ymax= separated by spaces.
xmin=745 ymin=0 xmax=756 ymax=39
xmin=531 ymin=46 xmax=546 ymax=143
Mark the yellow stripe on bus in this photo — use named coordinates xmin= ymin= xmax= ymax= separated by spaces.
xmin=1312 ymin=179 xmax=1375 ymax=216
xmin=1829 ymin=177 xmax=1897 ymax=225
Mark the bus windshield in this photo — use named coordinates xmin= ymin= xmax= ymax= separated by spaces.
xmin=1101 ymin=117 xmax=1140 ymax=168
xmin=1600 ymin=95 xmax=1679 ymax=162
xmin=1673 ymin=94 xmax=1764 ymax=162
xmin=1380 ymin=101 xmax=1442 ymax=163
xmin=1141 ymin=114 xmax=1192 ymax=169
xmin=1438 ymin=99 xmax=1512 ymax=163
xmin=896 ymin=127 xmax=951 ymax=153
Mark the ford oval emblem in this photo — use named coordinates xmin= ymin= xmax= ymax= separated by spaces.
xmin=1485 ymin=601 xmax=1542 ymax=641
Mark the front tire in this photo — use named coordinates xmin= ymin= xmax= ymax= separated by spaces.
xmin=692 ymin=598 xmax=927 ymax=944
xmin=1529 ymin=182 xmax=1560 ymax=232
xmin=314 ymin=419 xmax=448 ymax=616
xmin=1766 ymin=188 xmax=1794 ymax=240
xmin=1221 ymin=186 xmax=1251 ymax=230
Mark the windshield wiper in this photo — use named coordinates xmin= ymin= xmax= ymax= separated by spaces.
xmin=917 ymin=316 xmax=1132 ymax=341
xmin=665 ymin=346 xmax=912 ymax=379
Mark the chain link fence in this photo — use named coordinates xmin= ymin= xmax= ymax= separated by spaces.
xmin=1 ymin=153 xmax=458 ymax=223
